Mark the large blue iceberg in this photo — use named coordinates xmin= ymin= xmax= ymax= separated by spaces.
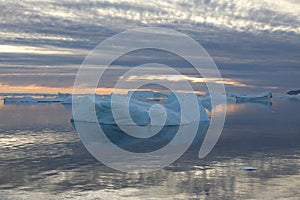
xmin=71 ymin=92 xmax=209 ymax=126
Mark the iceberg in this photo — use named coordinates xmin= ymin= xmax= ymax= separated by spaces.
xmin=4 ymin=96 xmax=38 ymax=104
xmin=235 ymin=91 xmax=272 ymax=103
xmin=61 ymin=96 xmax=73 ymax=104
xmin=49 ymin=92 xmax=71 ymax=102
xmin=287 ymin=90 xmax=300 ymax=95
xmin=164 ymin=92 xmax=209 ymax=122
xmin=198 ymin=92 xmax=231 ymax=111
xmin=71 ymin=92 xmax=209 ymax=126
xmin=61 ymin=94 xmax=98 ymax=104
xmin=3 ymin=92 xmax=72 ymax=104
xmin=61 ymin=96 xmax=85 ymax=104
xmin=240 ymin=166 xmax=258 ymax=171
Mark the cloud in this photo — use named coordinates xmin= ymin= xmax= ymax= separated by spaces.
xmin=126 ymin=74 xmax=252 ymax=87
xmin=0 ymin=44 xmax=87 ymax=55
xmin=0 ymin=0 xmax=300 ymax=93
xmin=1 ymin=0 xmax=300 ymax=43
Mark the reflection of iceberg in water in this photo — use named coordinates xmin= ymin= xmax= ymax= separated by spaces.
xmin=236 ymin=99 xmax=273 ymax=108
xmin=71 ymin=92 xmax=211 ymax=172
xmin=82 ymin=122 xmax=209 ymax=152
xmin=72 ymin=121 xmax=209 ymax=172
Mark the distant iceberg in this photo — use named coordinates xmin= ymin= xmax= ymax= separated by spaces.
xmin=287 ymin=90 xmax=300 ymax=95
xmin=4 ymin=96 xmax=38 ymax=104
xmin=235 ymin=91 xmax=272 ymax=103
xmin=71 ymin=92 xmax=209 ymax=126
xmin=3 ymin=92 xmax=72 ymax=104
xmin=240 ymin=166 xmax=257 ymax=171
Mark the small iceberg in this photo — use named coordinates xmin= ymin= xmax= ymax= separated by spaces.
xmin=71 ymin=92 xmax=209 ymax=126
xmin=3 ymin=92 xmax=72 ymax=104
xmin=235 ymin=91 xmax=272 ymax=103
xmin=287 ymin=90 xmax=300 ymax=95
xmin=240 ymin=167 xmax=258 ymax=171
xmin=4 ymin=96 xmax=37 ymax=104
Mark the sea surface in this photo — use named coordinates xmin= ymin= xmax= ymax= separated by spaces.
xmin=0 ymin=97 xmax=299 ymax=200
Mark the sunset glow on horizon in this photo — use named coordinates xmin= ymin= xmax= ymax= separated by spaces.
xmin=0 ymin=83 xmax=207 ymax=95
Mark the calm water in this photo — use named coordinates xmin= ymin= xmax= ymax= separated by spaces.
xmin=0 ymin=98 xmax=299 ymax=199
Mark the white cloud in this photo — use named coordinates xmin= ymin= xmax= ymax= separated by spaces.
xmin=0 ymin=44 xmax=87 ymax=55
xmin=126 ymin=74 xmax=251 ymax=87
xmin=1 ymin=0 xmax=300 ymax=39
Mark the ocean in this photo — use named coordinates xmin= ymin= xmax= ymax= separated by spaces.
xmin=0 ymin=97 xmax=299 ymax=199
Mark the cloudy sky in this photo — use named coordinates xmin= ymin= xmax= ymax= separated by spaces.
xmin=0 ymin=0 xmax=300 ymax=94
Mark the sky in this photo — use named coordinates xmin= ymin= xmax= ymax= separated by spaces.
xmin=0 ymin=0 xmax=300 ymax=94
